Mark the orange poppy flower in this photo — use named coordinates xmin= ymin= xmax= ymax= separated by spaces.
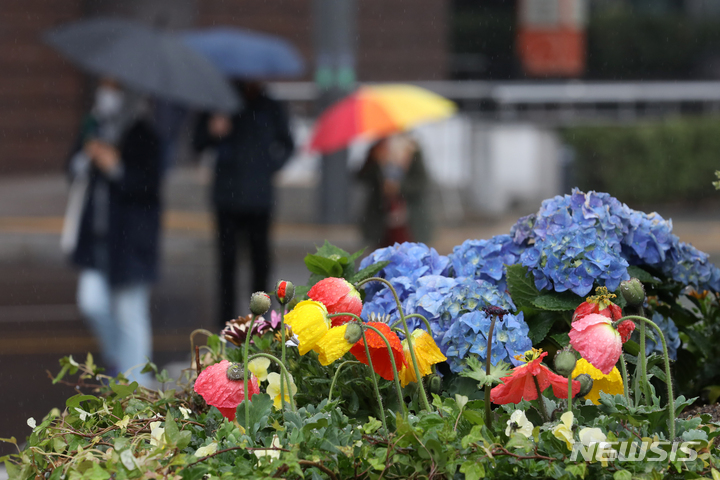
xmin=490 ymin=349 xmax=580 ymax=405
xmin=349 ymin=322 xmax=405 ymax=381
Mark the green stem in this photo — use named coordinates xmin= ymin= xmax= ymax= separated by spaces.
xmin=243 ymin=314 xmax=258 ymax=426
xmin=615 ymin=315 xmax=676 ymax=439
xmin=328 ymin=361 xmax=362 ymax=403
xmin=485 ymin=315 xmax=498 ymax=431
xmin=357 ymin=277 xmax=432 ymax=412
xmin=360 ymin=327 xmax=388 ymax=433
xmin=393 ymin=313 xmax=433 ymax=334
xmin=638 ymin=322 xmax=649 ymax=405
xmin=363 ymin=323 xmax=407 ymax=416
xmin=567 ymin=373 xmax=573 ymax=416
xmin=280 ymin=309 xmax=286 ymax=417
xmin=618 ymin=354 xmax=630 ymax=404
xmin=533 ymin=377 xmax=550 ymax=423
xmin=247 ymin=353 xmax=296 ymax=412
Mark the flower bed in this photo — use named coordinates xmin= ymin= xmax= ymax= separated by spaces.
xmin=4 ymin=189 xmax=720 ymax=480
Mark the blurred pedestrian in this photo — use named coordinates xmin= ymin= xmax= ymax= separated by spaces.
xmin=62 ymin=78 xmax=162 ymax=386
xmin=192 ymin=80 xmax=294 ymax=327
xmin=357 ymin=134 xmax=433 ymax=249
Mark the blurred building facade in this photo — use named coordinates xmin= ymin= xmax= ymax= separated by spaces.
xmin=0 ymin=0 xmax=448 ymax=175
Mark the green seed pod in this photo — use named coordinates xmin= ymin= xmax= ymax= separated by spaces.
xmin=554 ymin=349 xmax=577 ymax=377
xmin=275 ymin=280 xmax=295 ymax=305
xmin=428 ymin=374 xmax=443 ymax=395
xmin=344 ymin=322 xmax=363 ymax=344
xmin=619 ymin=278 xmax=645 ymax=308
xmin=249 ymin=291 xmax=271 ymax=316
xmin=225 ymin=363 xmax=243 ymax=381
xmin=574 ymin=373 xmax=594 ymax=397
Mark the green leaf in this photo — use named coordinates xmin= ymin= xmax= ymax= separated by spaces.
xmin=506 ymin=264 xmax=540 ymax=308
xmin=460 ymin=460 xmax=485 ymax=480
xmin=66 ymin=394 xmax=100 ymax=410
xmin=460 ymin=357 xmax=512 ymax=388
xmin=305 ymin=254 xmax=343 ymax=277
xmin=613 ymin=470 xmax=633 ymax=480
xmin=549 ymin=333 xmax=570 ymax=348
xmin=350 ymin=261 xmax=390 ymax=285
xmin=682 ymin=328 xmax=714 ymax=358
xmin=237 ymin=394 xmax=274 ymax=437
xmin=315 ymin=240 xmax=350 ymax=259
xmin=164 ymin=415 xmax=180 ymax=443
xmin=531 ymin=291 xmax=582 ymax=311
xmin=565 ymin=463 xmax=587 ymax=479
xmin=110 ymin=381 xmax=138 ymax=399
xmin=527 ymin=312 xmax=557 ymax=344
xmin=626 ymin=265 xmax=661 ymax=285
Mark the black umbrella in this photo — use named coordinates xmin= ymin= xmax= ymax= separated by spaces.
xmin=44 ymin=18 xmax=240 ymax=112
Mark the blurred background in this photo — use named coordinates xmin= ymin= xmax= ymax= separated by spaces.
xmin=2 ymin=0 xmax=720 ymax=461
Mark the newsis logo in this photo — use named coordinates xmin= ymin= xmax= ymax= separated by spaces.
xmin=569 ymin=441 xmax=701 ymax=463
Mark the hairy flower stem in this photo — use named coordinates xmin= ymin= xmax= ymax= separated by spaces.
xmin=360 ymin=327 xmax=388 ymax=433
xmin=393 ymin=313 xmax=433 ymax=334
xmin=615 ymin=315 xmax=676 ymax=439
xmin=357 ymin=277 xmax=432 ymax=412
xmin=618 ymin=354 xmax=631 ymax=404
xmin=327 ymin=361 xmax=362 ymax=403
xmin=247 ymin=353 xmax=296 ymax=412
xmin=567 ymin=374 xmax=573 ymax=417
xmin=635 ymin=306 xmax=650 ymax=405
xmin=280 ymin=309 xmax=286 ymax=418
xmin=533 ymin=377 xmax=550 ymax=423
xmin=485 ymin=315 xmax=498 ymax=430
xmin=243 ymin=314 xmax=257 ymax=426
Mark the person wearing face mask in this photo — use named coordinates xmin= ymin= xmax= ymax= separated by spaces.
xmin=62 ymin=78 xmax=162 ymax=386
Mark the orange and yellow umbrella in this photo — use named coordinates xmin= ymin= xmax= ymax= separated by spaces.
xmin=307 ymin=84 xmax=456 ymax=154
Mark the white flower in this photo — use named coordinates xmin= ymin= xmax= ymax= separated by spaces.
xmin=552 ymin=411 xmax=575 ymax=450
xmin=178 ymin=407 xmax=191 ymax=420
xmin=505 ymin=410 xmax=533 ymax=438
xmin=286 ymin=334 xmax=300 ymax=348
xmin=75 ymin=407 xmax=91 ymax=421
xmin=149 ymin=421 xmax=165 ymax=447
xmin=195 ymin=442 xmax=218 ymax=458
xmin=578 ymin=427 xmax=606 ymax=446
xmin=27 ymin=417 xmax=36 ymax=430
xmin=253 ymin=435 xmax=281 ymax=461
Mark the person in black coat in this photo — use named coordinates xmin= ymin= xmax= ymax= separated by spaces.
xmin=63 ymin=78 xmax=161 ymax=385
xmin=193 ymin=81 xmax=294 ymax=327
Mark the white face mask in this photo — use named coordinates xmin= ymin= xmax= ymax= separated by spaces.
xmin=93 ymin=87 xmax=124 ymax=118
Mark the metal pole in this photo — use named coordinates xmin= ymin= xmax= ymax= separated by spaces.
xmin=313 ymin=0 xmax=356 ymax=224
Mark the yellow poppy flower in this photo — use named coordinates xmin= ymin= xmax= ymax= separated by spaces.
xmin=248 ymin=357 xmax=271 ymax=382
xmin=398 ymin=329 xmax=447 ymax=387
xmin=572 ymin=358 xmax=624 ymax=405
xmin=552 ymin=411 xmax=575 ymax=450
xmin=284 ymin=300 xmax=330 ymax=355
xmin=266 ymin=372 xmax=297 ymax=410
xmin=315 ymin=323 xmax=362 ymax=366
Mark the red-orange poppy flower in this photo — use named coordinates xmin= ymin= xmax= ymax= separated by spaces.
xmin=490 ymin=349 xmax=581 ymax=405
xmin=308 ymin=277 xmax=362 ymax=327
xmin=349 ymin=322 xmax=405 ymax=381
xmin=194 ymin=360 xmax=260 ymax=421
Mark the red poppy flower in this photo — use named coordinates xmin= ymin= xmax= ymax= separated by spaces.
xmin=349 ymin=322 xmax=405 ymax=381
xmin=572 ymin=286 xmax=623 ymax=323
xmin=616 ymin=320 xmax=635 ymax=343
xmin=308 ymin=277 xmax=362 ymax=327
xmin=194 ymin=360 xmax=260 ymax=421
xmin=490 ymin=350 xmax=581 ymax=405
xmin=569 ymin=314 xmax=623 ymax=375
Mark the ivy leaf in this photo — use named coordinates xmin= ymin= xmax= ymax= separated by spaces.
xmin=527 ymin=312 xmax=557 ymax=344
xmin=531 ymin=291 xmax=582 ymax=311
xmin=460 ymin=460 xmax=485 ymax=480
xmin=626 ymin=266 xmax=661 ymax=285
xmin=349 ymin=261 xmax=390 ymax=285
xmin=110 ymin=381 xmax=138 ymax=399
xmin=506 ymin=264 xmax=540 ymax=308
xmin=460 ymin=356 xmax=512 ymax=388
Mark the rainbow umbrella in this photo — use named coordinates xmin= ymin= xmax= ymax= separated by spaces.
xmin=308 ymin=84 xmax=456 ymax=154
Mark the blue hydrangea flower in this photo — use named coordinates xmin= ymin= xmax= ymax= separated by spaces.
xmin=441 ymin=310 xmax=533 ymax=373
xmin=448 ymin=235 xmax=525 ymax=291
xmin=632 ymin=311 xmax=681 ymax=361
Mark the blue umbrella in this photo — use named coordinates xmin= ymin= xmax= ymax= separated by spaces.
xmin=182 ymin=27 xmax=305 ymax=78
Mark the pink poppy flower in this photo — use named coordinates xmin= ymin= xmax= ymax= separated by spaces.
xmin=569 ymin=314 xmax=622 ymax=375
xmin=308 ymin=277 xmax=362 ymax=327
xmin=194 ymin=360 xmax=260 ymax=421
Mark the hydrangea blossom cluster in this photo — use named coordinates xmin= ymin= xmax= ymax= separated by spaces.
xmin=513 ymin=189 xmax=720 ymax=295
xmin=632 ymin=311 xmax=682 ymax=361
xmin=441 ymin=310 xmax=533 ymax=372
xmin=448 ymin=235 xmax=525 ymax=291
xmin=359 ymin=243 xmax=449 ymax=321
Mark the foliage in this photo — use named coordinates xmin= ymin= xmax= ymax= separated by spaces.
xmin=563 ymin=117 xmax=720 ymax=204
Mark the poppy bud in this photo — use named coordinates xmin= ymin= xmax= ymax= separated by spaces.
xmin=428 ymin=374 xmax=443 ymax=395
xmin=225 ymin=363 xmax=244 ymax=381
xmin=250 ymin=291 xmax=271 ymax=316
xmin=275 ymin=280 xmax=295 ymax=305
xmin=344 ymin=322 xmax=363 ymax=344
xmin=574 ymin=373 xmax=594 ymax=397
xmin=619 ymin=278 xmax=645 ymax=308
xmin=553 ymin=349 xmax=577 ymax=377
